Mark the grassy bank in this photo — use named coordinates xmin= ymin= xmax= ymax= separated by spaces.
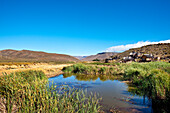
xmin=62 ymin=63 xmax=123 ymax=75
xmin=0 ymin=70 xmax=101 ymax=113
xmin=123 ymin=62 xmax=170 ymax=113
xmin=63 ymin=62 xmax=170 ymax=101
xmin=123 ymin=62 xmax=170 ymax=99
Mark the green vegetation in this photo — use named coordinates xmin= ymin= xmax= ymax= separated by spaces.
xmin=1 ymin=62 xmax=169 ymax=112
xmin=0 ymin=70 xmax=101 ymax=113
xmin=62 ymin=63 xmax=123 ymax=75
xmin=85 ymin=62 xmax=120 ymax=66
xmin=92 ymin=59 xmax=100 ymax=61
xmin=123 ymin=62 xmax=170 ymax=113
xmin=63 ymin=62 xmax=170 ymax=101
xmin=123 ymin=62 xmax=170 ymax=99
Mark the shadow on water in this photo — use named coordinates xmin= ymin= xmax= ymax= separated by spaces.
xmin=48 ymin=74 xmax=168 ymax=113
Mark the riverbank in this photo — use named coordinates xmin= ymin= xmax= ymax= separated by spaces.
xmin=0 ymin=70 xmax=101 ymax=112
xmin=63 ymin=62 xmax=170 ymax=113
xmin=1 ymin=61 xmax=169 ymax=112
xmin=49 ymin=74 xmax=152 ymax=113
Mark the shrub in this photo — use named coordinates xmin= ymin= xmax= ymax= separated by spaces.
xmin=92 ymin=59 xmax=100 ymax=61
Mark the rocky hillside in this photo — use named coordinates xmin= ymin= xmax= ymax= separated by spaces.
xmin=112 ymin=43 xmax=170 ymax=59
xmin=82 ymin=52 xmax=118 ymax=61
xmin=0 ymin=49 xmax=79 ymax=62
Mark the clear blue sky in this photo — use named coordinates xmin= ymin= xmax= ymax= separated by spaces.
xmin=0 ymin=0 xmax=170 ymax=56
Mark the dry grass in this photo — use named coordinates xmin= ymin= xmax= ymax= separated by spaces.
xmin=0 ymin=63 xmax=72 ymax=77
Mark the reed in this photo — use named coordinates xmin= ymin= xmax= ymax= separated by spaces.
xmin=124 ymin=62 xmax=170 ymax=113
xmin=63 ymin=62 xmax=170 ymax=100
xmin=123 ymin=62 xmax=170 ymax=100
xmin=62 ymin=63 xmax=120 ymax=75
xmin=0 ymin=70 xmax=101 ymax=113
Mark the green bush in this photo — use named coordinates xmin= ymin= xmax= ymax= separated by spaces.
xmin=92 ymin=59 xmax=100 ymax=61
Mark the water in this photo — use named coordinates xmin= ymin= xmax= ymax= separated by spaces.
xmin=48 ymin=74 xmax=152 ymax=113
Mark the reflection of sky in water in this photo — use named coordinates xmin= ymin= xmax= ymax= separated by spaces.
xmin=48 ymin=75 xmax=152 ymax=113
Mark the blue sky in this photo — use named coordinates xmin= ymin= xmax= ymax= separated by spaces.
xmin=0 ymin=0 xmax=170 ymax=56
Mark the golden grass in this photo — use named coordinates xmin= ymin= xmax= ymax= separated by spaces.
xmin=0 ymin=63 xmax=73 ymax=77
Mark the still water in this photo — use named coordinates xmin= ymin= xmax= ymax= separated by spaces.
xmin=48 ymin=74 xmax=152 ymax=113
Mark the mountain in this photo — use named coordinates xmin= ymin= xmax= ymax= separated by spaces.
xmin=112 ymin=43 xmax=170 ymax=59
xmin=74 ymin=56 xmax=87 ymax=60
xmin=0 ymin=49 xmax=79 ymax=62
xmin=82 ymin=52 xmax=118 ymax=61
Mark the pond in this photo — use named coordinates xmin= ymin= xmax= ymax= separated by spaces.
xmin=48 ymin=74 xmax=152 ymax=113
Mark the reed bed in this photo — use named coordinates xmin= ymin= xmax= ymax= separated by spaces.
xmin=123 ymin=62 xmax=170 ymax=113
xmin=63 ymin=62 xmax=170 ymax=100
xmin=62 ymin=63 xmax=122 ymax=75
xmin=0 ymin=70 xmax=101 ymax=113
xmin=123 ymin=62 xmax=170 ymax=100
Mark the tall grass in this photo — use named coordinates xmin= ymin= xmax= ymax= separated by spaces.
xmin=0 ymin=70 xmax=101 ymax=113
xmin=63 ymin=62 xmax=170 ymax=100
xmin=62 ymin=63 xmax=121 ymax=75
xmin=124 ymin=62 xmax=170 ymax=113
xmin=85 ymin=62 xmax=120 ymax=66
xmin=123 ymin=62 xmax=170 ymax=100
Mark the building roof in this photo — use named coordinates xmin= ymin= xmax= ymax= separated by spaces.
xmin=142 ymin=54 xmax=154 ymax=58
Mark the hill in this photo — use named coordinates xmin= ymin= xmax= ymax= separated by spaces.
xmin=0 ymin=49 xmax=79 ymax=62
xmin=82 ymin=52 xmax=118 ymax=61
xmin=74 ymin=56 xmax=87 ymax=60
xmin=112 ymin=43 xmax=170 ymax=59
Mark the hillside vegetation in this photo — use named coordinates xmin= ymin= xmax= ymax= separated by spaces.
xmin=0 ymin=49 xmax=79 ymax=62
xmin=112 ymin=43 xmax=170 ymax=60
xmin=82 ymin=52 xmax=117 ymax=61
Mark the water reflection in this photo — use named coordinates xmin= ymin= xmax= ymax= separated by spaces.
xmin=63 ymin=73 xmax=116 ymax=81
xmin=127 ymin=84 xmax=169 ymax=113
xmin=49 ymin=74 xmax=152 ymax=113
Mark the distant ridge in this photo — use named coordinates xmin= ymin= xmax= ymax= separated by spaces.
xmin=74 ymin=56 xmax=87 ymax=60
xmin=82 ymin=52 xmax=118 ymax=61
xmin=0 ymin=49 xmax=79 ymax=62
